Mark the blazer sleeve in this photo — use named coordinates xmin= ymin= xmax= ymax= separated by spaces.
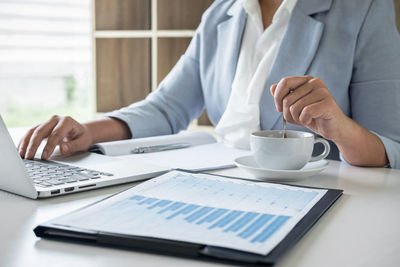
xmin=105 ymin=18 xmax=206 ymax=139
xmin=348 ymin=0 xmax=400 ymax=168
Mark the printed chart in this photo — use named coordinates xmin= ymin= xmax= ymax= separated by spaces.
xmin=54 ymin=172 xmax=326 ymax=255
xmin=116 ymin=194 xmax=290 ymax=244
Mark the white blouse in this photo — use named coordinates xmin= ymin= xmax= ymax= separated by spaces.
xmin=215 ymin=0 xmax=298 ymax=149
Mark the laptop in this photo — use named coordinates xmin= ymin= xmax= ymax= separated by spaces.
xmin=0 ymin=116 xmax=168 ymax=199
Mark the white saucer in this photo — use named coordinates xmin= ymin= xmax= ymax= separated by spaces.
xmin=234 ymin=156 xmax=329 ymax=182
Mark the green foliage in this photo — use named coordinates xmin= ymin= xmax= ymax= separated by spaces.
xmin=64 ymin=75 xmax=77 ymax=104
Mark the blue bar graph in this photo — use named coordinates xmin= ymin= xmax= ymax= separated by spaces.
xmin=224 ymin=212 xmax=259 ymax=233
xmin=238 ymin=214 xmax=274 ymax=239
xmin=209 ymin=210 xmax=244 ymax=229
xmin=158 ymin=202 xmax=186 ymax=214
xmin=126 ymin=195 xmax=293 ymax=245
xmin=185 ymin=207 xmax=214 ymax=223
xmin=166 ymin=204 xmax=199 ymax=219
xmin=68 ymin=172 xmax=326 ymax=256
xmin=147 ymin=199 xmax=172 ymax=210
xmin=123 ymin=193 xmax=296 ymax=247
xmin=196 ymin=208 xmax=229 ymax=225
xmin=251 ymin=215 xmax=290 ymax=243
xmin=138 ymin=197 xmax=159 ymax=205
xmin=130 ymin=195 xmax=145 ymax=201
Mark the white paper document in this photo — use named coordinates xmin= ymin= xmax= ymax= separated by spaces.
xmin=51 ymin=171 xmax=327 ymax=255
xmin=89 ymin=132 xmax=217 ymax=156
xmin=89 ymin=131 xmax=250 ymax=171
xmin=117 ymin=142 xmax=250 ymax=171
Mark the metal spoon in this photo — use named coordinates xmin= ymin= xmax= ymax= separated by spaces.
xmin=283 ymin=115 xmax=288 ymax=138
xmin=282 ymin=88 xmax=294 ymax=138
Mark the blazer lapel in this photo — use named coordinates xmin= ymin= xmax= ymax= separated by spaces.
xmin=259 ymin=0 xmax=332 ymax=130
xmin=215 ymin=2 xmax=246 ymax=113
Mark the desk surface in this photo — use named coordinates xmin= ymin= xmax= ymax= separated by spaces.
xmin=1 ymin=130 xmax=400 ymax=267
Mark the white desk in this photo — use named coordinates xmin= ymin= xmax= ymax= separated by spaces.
xmin=1 ymin=129 xmax=400 ymax=267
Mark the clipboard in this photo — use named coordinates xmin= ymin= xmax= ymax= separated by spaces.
xmin=34 ymin=171 xmax=343 ymax=266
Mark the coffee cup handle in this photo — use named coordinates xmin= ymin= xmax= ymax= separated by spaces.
xmin=310 ymin=138 xmax=330 ymax=162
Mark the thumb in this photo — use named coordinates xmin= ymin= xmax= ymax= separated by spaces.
xmin=60 ymin=138 xmax=89 ymax=155
xmin=270 ymin=83 xmax=278 ymax=96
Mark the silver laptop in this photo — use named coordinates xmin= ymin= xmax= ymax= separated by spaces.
xmin=0 ymin=116 xmax=168 ymax=199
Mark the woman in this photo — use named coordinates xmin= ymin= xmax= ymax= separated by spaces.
xmin=18 ymin=0 xmax=400 ymax=168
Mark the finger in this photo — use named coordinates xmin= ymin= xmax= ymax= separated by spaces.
xmin=282 ymin=81 xmax=315 ymax=108
xmin=60 ymin=136 xmax=89 ymax=155
xmin=18 ymin=126 xmax=38 ymax=158
xmin=281 ymin=83 xmax=316 ymax=123
xmin=270 ymin=84 xmax=278 ymax=96
xmin=18 ymin=126 xmax=37 ymax=151
xmin=287 ymin=88 xmax=327 ymax=125
xmin=274 ymin=76 xmax=314 ymax=112
xmin=25 ymin=116 xmax=60 ymax=159
xmin=299 ymin=100 xmax=326 ymax=126
xmin=41 ymin=117 xmax=80 ymax=159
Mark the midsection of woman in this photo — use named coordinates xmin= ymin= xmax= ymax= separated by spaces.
xmin=184 ymin=0 xmax=399 ymax=167
xmin=19 ymin=0 xmax=400 ymax=169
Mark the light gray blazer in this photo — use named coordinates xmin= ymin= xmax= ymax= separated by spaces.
xmin=107 ymin=0 xmax=400 ymax=168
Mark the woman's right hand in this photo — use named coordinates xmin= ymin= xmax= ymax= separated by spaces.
xmin=18 ymin=115 xmax=94 ymax=160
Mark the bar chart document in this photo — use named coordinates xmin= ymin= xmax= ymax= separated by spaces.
xmin=50 ymin=171 xmax=327 ymax=255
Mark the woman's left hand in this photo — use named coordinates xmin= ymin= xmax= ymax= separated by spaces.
xmin=270 ymin=75 xmax=350 ymax=142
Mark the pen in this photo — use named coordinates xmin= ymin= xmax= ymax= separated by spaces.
xmin=131 ymin=143 xmax=191 ymax=154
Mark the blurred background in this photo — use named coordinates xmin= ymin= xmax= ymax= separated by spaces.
xmin=0 ymin=0 xmax=93 ymax=127
xmin=0 ymin=0 xmax=399 ymax=128
xmin=0 ymin=0 xmax=214 ymax=128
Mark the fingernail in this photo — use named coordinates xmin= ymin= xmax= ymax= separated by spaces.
xmin=42 ymin=151 xmax=48 ymax=159
xmin=61 ymin=144 xmax=69 ymax=154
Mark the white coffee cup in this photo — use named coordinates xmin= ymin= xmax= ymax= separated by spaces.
xmin=250 ymin=130 xmax=330 ymax=170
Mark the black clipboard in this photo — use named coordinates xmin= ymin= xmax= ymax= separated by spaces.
xmin=34 ymin=171 xmax=343 ymax=266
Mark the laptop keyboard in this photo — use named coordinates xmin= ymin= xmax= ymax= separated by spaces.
xmin=23 ymin=159 xmax=113 ymax=188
